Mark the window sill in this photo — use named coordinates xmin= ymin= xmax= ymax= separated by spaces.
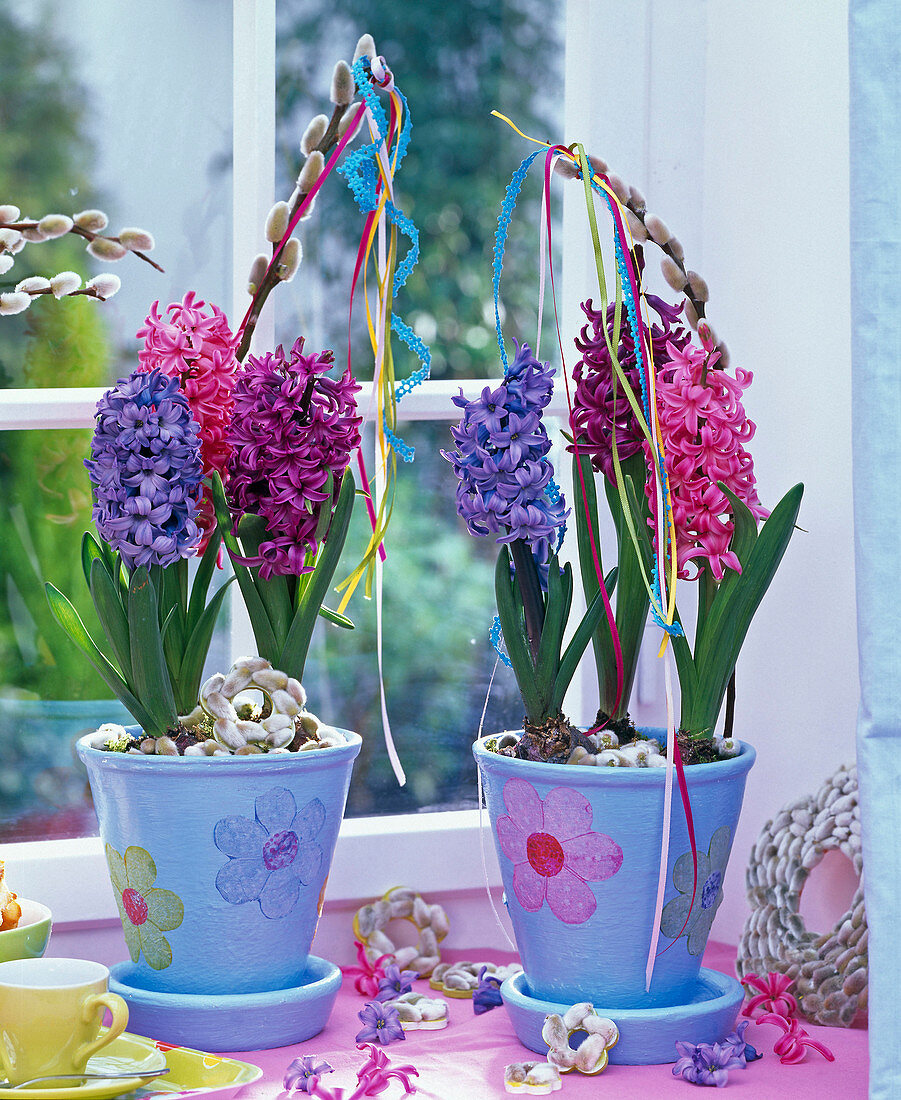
xmin=5 ymin=809 xmax=502 ymax=926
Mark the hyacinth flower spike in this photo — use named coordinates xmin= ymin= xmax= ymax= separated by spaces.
xmin=445 ymin=342 xmax=612 ymax=762
xmin=46 ymin=367 xmax=232 ymax=735
xmin=212 ymin=338 xmax=361 ymax=681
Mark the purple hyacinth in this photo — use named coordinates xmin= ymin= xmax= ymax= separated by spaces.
xmin=472 ymin=966 xmax=503 ymax=1015
xmin=284 ymin=1055 xmax=334 ymax=1093
xmin=443 ymin=341 xmax=568 ymax=567
xmin=570 ymin=293 xmax=690 ymax=480
xmin=672 ymin=1038 xmax=745 ymax=1087
xmin=227 ymin=338 xmax=361 ymax=580
xmin=375 ymin=964 xmax=418 ymax=1003
xmin=355 ymin=1000 xmax=406 ymax=1046
xmin=85 ymin=367 xmax=204 ymax=570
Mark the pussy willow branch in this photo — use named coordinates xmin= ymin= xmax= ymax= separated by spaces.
xmin=236 ymin=102 xmax=348 ymax=363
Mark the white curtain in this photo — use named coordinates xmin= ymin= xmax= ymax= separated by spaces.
xmin=849 ymin=2 xmax=901 ymax=1096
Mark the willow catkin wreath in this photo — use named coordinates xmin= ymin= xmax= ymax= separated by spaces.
xmin=353 ymin=886 xmax=449 ymax=977
xmin=736 ymin=763 xmax=867 ymax=1027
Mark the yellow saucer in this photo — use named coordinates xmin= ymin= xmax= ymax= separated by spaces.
xmin=0 ymin=1032 xmax=165 ymax=1099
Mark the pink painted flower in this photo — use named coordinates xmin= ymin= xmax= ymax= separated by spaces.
xmin=136 ymin=291 xmax=239 ymax=541
xmin=495 ymin=778 xmax=623 ymax=924
xmin=647 ymin=339 xmax=769 ymax=580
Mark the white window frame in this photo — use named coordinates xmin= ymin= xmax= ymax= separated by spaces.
xmin=3 ymin=0 xmax=596 ymax=926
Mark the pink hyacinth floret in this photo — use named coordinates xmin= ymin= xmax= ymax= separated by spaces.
xmin=741 ymin=971 xmax=798 ymax=1019
xmin=136 ymin=290 xmax=239 ymax=541
xmin=648 ymin=340 xmax=769 ymax=581
xmin=227 ymin=337 xmax=361 ymax=580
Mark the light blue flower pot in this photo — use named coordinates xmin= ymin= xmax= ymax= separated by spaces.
xmin=77 ymin=730 xmax=360 ymax=1003
xmin=474 ymin=733 xmax=754 ymax=1062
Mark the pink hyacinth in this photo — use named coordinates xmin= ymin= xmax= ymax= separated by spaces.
xmin=136 ymin=291 xmax=239 ymax=540
xmin=648 ymin=340 xmax=768 ymax=580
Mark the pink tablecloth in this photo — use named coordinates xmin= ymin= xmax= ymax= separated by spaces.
xmin=228 ymin=943 xmax=867 ymax=1099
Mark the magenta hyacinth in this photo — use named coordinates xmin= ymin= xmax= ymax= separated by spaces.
xmin=570 ymin=294 xmax=690 ymax=480
xmin=136 ymin=291 xmax=239 ymax=538
xmin=227 ymin=338 xmax=361 ymax=579
xmin=648 ymin=340 xmax=768 ymax=580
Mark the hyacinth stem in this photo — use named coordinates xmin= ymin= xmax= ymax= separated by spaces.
xmin=509 ymin=537 xmax=545 ymax=665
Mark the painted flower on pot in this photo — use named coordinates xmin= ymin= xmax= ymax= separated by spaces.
xmin=106 ymin=844 xmax=184 ymax=970
xmin=214 ymin=786 xmax=325 ymax=919
xmin=495 ymin=778 xmax=623 ymax=924
xmin=660 ymin=824 xmax=732 ymax=956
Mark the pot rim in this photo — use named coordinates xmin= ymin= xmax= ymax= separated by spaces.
xmin=77 ymin=727 xmax=362 ymax=772
xmin=472 ymin=731 xmax=755 ymax=786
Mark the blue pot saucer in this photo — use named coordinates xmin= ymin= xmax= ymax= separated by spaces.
xmin=109 ymin=954 xmax=342 ymax=1053
xmin=501 ymin=967 xmax=744 ymax=1066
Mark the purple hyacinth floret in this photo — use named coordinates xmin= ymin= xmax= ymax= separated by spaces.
xmin=375 ymin=964 xmax=418 ymax=1003
xmin=284 ymin=1055 xmax=333 ymax=1093
xmin=443 ymin=341 xmax=568 ymax=567
xmin=672 ymin=1038 xmax=745 ymax=1087
xmin=472 ymin=966 xmax=503 ymax=1015
xmin=355 ymin=1000 xmax=406 ymax=1046
xmin=85 ymin=367 xmax=204 ymax=570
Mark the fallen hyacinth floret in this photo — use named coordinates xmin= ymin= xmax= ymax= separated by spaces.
xmin=302 ymin=1043 xmax=418 ymax=1098
xmin=342 ymin=940 xmax=392 ymax=998
xmin=755 ymin=1013 xmax=835 ymax=1065
xmin=284 ymin=1055 xmax=334 ymax=1094
xmin=375 ymin=963 xmax=419 ymax=1003
xmin=741 ymin=971 xmax=799 ymax=1019
xmin=672 ymin=1039 xmax=745 ymax=1086
xmin=719 ymin=1020 xmax=762 ymax=1064
xmin=355 ymin=1000 xmax=406 ymax=1046
xmin=473 ymin=966 xmax=504 ymax=1015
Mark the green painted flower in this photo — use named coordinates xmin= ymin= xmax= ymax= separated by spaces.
xmin=106 ymin=844 xmax=184 ymax=970
xmin=659 ymin=825 xmax=732 ymax=956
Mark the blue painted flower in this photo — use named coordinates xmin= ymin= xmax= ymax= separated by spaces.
xmin=85 ymin=367 xmax=204 ymax=570
xmin=213 ymin=787 xmax=325 ymax=919
xmin=660 ymin=825 xmax=732 ymax=956
xmin=443 ymin=341 xmax=568 ymax=569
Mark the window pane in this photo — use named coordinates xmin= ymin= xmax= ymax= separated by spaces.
xmin=274 ymin=0 xmax=564 ymax=380
xmin=1 ymin=0 xmax=233 ymax=386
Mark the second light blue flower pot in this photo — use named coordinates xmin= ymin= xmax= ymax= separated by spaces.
xmin=474 ymin=733 xmax=755 ymax=1011
xmin=78 ymin=730 xmax=361 ymax=999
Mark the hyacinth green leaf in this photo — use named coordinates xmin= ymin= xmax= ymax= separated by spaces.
xmin=573 ymin=449 xmax=604 ymax=608
xmin=127 ymin=566 xmax=177 ymax=735
xmin=177 ymin=578 xmax=234 ymax=713
xmin=534 ymin=557 xmax=572 ymax=696
xmin=280 ymin=469 xmax=356 ymax=678
xmin=685 ymin=483 xmax=804 ymax=735
xmin=186 ymin=528 xmax=222 ymax=629
xmin=695 ymin=482 xmax=759 ymax=643
xmin=155 ymin=564 xmax=186 ymax=672
xmin=44 ymin=582 xmax=154 ymax=731
xmin=88 ymin=558 xmax=132 ymax=684
xmin=81 ymin=531 xmax=107 ymax=589
xmin=552 ymin=581 xmax=619 ymax=714
xmin=494 ymin=546 xmax=545 ymax=722
xmin=210 ymin=472 xmax=279 ymax=659
xmin=237 ymin=512 xmax=292 ymax=647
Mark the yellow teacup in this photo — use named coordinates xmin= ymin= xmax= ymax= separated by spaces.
xmin=0 ymin=957 xmax=128 ymax=1088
